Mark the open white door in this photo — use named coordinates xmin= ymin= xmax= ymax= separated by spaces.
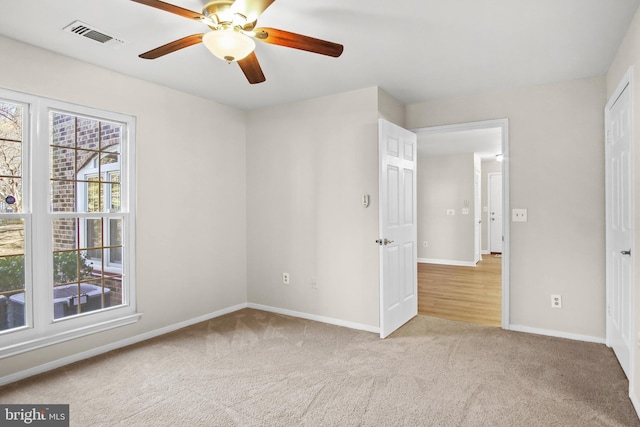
xmin=605 ymin=70 xmax=634 ymax=379
xmin=379 ymin=118 xmax=417 ymax=338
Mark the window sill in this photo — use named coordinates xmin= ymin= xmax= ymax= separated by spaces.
xmin=0 ymin=313 xmax=142 ymax=360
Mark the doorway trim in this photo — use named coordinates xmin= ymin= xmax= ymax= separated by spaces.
xmin=412 ymin=118 xmax=510 ymax=329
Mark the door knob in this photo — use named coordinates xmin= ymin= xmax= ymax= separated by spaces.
xmin=621 ymin=250 xmax=632 ymax=256
xmin=375 ymin=239 xmax=394 ymax=246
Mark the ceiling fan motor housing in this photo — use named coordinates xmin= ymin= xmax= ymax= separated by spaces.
xmin=203 ymin=1 xmax=254 ymax=30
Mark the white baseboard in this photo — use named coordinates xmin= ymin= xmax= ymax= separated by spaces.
xmin=248 ymin=303 xmax=380 ymax=334
xmin=482 ymin=250 xmax=490 ymax=255
xmin=0 ymin=303 xmax=248 ymax=387
xmin=508 ymin=324 xmax=606 ymax=344
xmin=418 ymin=258 xmax=476 ymax=267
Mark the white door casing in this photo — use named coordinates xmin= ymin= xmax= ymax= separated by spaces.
xmin=605 ymin=69 xmax=634 ymax=379
xmin=488 ymin=172 xmax=503 ymax=253
xmin=379 ymin=118 xmax=417 ymax=338
xmin=412 ymin=119 xmax=509 ymax=328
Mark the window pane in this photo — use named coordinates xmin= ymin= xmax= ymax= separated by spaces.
xmin=77 ymin=149 xmax=98 ymax=173
xmin=109 ymin=182 xmax=120 ymax=212
xmin=0 ymin=103 xmax=22 ymax=141
xmin=0 ymin=219 xmax=25 ymax=331
xmin=50 ymin=146 xmax=75 ymax=181
xmin=86 ymin=218 xmax=102 ymax=260
xmin=100 ymin=123 xmax=121 ymax=152
xmin=109 ymin=218 xmax=122 ymax=264
xmin=52 ymin=218 xmax=77 ymax=251
xmin=76 ymin=118 xmax=100 ymax=151
xmin=50 ymin=112 xmax=76 ymax=148
xmin=0 ymin=102 xmax=23 ymax=214
xmin=0 ymin=178 xmax=21 ymax=213
xmin=51 ymin=180 xmax=76 ymax=212
xmin=87 ymin=177 xmax=103 ymax=213
xmin=0 ymin=141 xmax=22 ymax=177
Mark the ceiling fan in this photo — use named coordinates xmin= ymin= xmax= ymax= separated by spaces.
xmin=131 ymin=0 xmax=344 ymax=84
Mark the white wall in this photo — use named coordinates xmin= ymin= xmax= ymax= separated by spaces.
xmin=0 ymin=36 xmax=247 ymax=376
xmin=407 ymin=76 xmax=607 ymax=339
xmin=246 ymin=87 xmax=381 ymax=328
xmin=378 ymin=87 xmax=406 ymax=127
xmin=417 ymin=153 xmax=476 ymax=263
xmin=606 ymin=3 xmax=640 ymax=410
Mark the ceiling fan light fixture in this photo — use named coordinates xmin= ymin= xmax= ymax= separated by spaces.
xmin=202 ymin=30 xmax=255 ymax=63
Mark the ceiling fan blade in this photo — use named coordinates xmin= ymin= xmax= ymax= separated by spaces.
xmin=253 ymin=28 xmax=343 ymax=57
xmin=237 ymin=52 xmax=266 ymax=84
xmin=139 ymin=34 xmax=204 ymax=59
xmin=131 ymin=0 xmax=205 ymax=21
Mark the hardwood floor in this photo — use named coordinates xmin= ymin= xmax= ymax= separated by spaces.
xmin=418 ymin=254 xmax=502 ymax=327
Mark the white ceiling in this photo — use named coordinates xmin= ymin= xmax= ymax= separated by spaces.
xmin=0 ymin=0 xmax=637 ymax=111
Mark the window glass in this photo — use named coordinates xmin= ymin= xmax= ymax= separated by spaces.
xmin=0 ymin=100 xmax=25 ymax=331
xmin=49 ymin=112 xmax=125 ymax=321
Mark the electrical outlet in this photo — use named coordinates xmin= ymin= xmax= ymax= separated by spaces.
xmin=512 ymin=208 xmax=528 ymax=222
xmin=423 ymin=241 xmax=428 ymax=247
xmin=282 ymin=272 xmax=290 ymax=285
xmin=311 ymin=276 xmax=318 ymax=289
xmin=551 ymin=294 xmax=562 ymax=309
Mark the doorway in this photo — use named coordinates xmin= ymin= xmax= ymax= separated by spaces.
xmin=412 ymin=119 xmax=509 ymax=328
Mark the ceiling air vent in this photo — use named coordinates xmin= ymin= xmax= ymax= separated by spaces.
xmin=63 ymin=21 xmax=125 ymax=47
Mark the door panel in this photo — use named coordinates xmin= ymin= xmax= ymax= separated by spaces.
xmin=606 ymin=78 xmax=632 ymax=378
xmin=379 ymin=119 xmax=417 ymax=338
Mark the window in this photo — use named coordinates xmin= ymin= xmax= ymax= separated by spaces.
xmin=0 ymin=89 xmax=138 ymax=357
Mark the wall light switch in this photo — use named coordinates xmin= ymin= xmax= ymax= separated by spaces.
xmin=512 ymin=208 xmax=528 ymax=222
xmin=446 ymin=209 xmax=455 ymax=216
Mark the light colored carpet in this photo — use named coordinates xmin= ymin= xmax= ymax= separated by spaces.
xmin=1 ymin=308 xmax=638 ymax=426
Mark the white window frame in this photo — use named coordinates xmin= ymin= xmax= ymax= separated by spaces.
xmin=0 ymin=88 xmax=139 ymax=359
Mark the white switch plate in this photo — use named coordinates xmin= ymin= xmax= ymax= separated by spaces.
xmin=461 ymin=208 xmax=469 ymax=215
xmin=446 ymin=209 xmax=455 ymax=215
xmin=512 ymin=208 xmax=528 ymax=222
